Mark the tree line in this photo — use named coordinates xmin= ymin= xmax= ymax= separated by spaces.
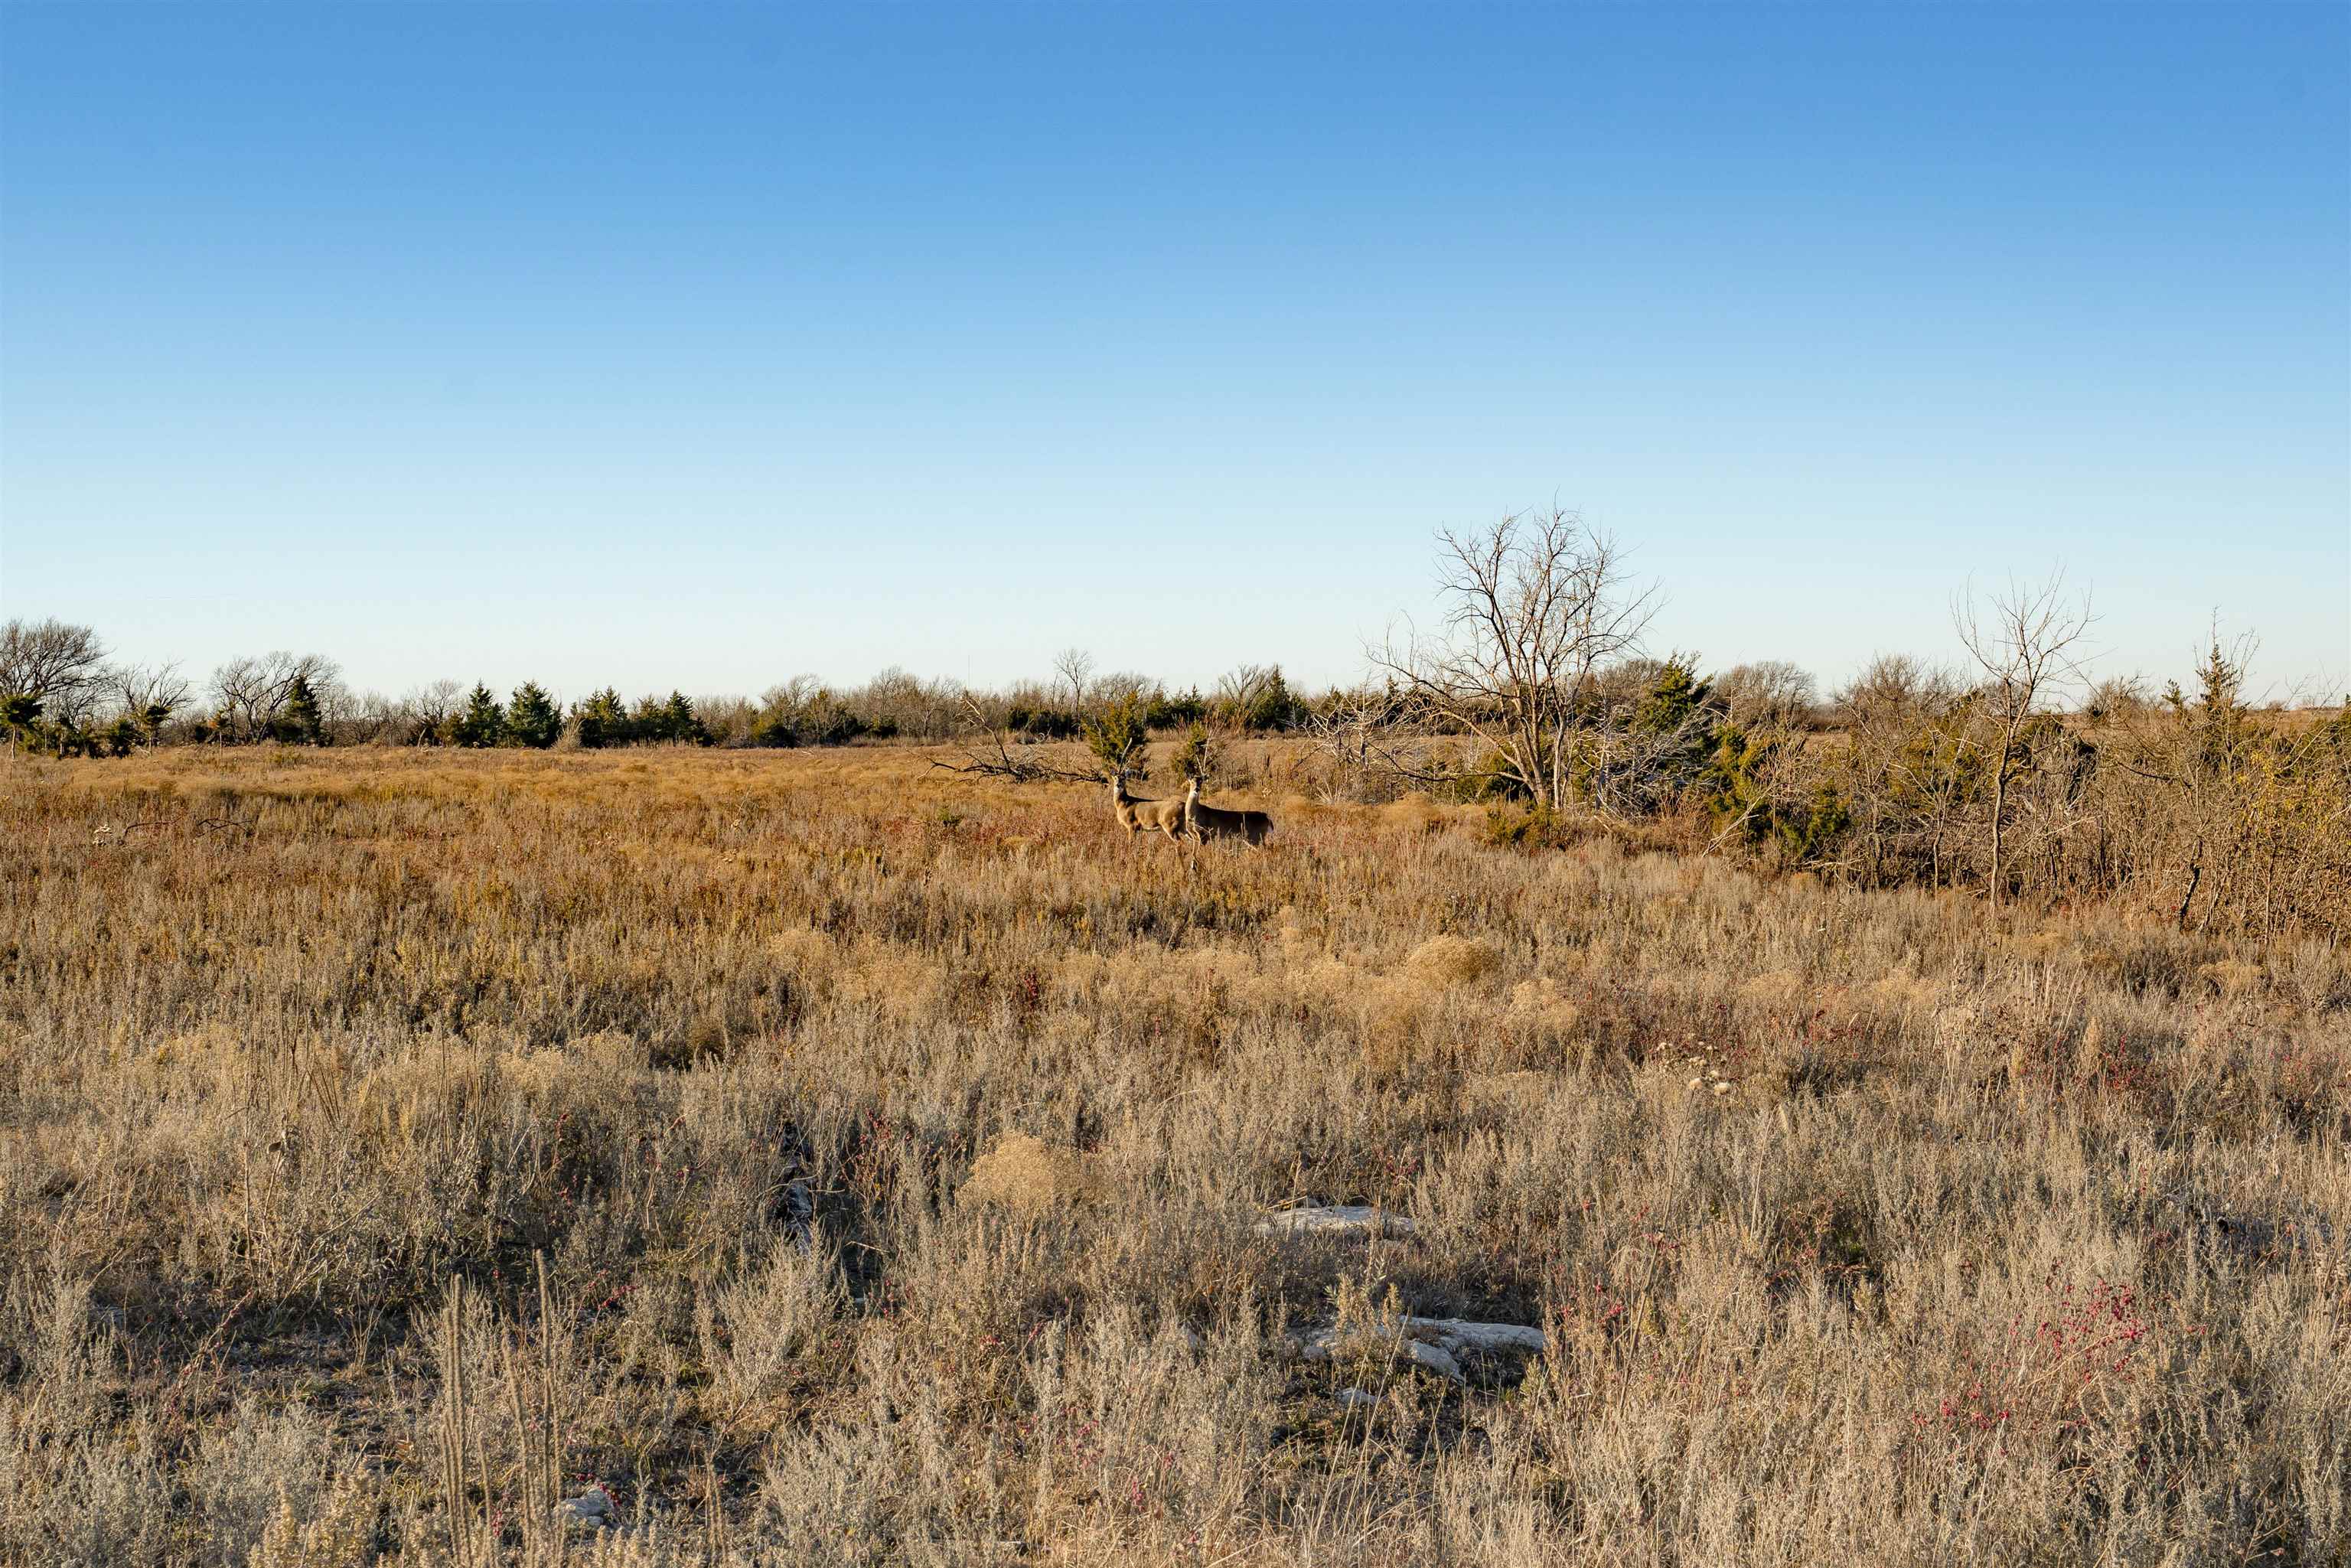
xmin=0 ymin=624 xmax=1339 ymax=756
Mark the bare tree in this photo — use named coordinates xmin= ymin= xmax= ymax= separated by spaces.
xmin=855 ymin=666 xmax=962 ymax=742
xmin=1831 ymin=654 xmax=1971 ymax=885
xmin=1714 ymin=660 xmax=1819 ymax=729
xmin=1088 ymin=670 xmax=1157 ymax=708
xmin=1052 ymin=648 xmax=1095 ymax=715
xmin=211 ymin=651 xmax=344 ymax=744
xmin=1215 ymin=664 xmax=1281 ymax=710
xmin=396 ymin=679 xmax=465 ymax=745
xmin=1954 ymin=575 xmax=2095 ymax=906
xmin=334 ymin=689 xmax=407 ymax=745
xmin=1834 ymin=653 xmax=1953 ymax=728
xmin=0 ymin=619 xmax=109 ymax=720
xmin=107 ymin=662 xmax=194 ymax=738
xmin=1372 ymin=508 xmax=1660 ymax=811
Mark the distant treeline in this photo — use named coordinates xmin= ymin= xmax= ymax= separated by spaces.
xmin=0 ymin=626 xmax=1825 ymax=756
xmin=0 ymin=631 xmax=1346 ymax=754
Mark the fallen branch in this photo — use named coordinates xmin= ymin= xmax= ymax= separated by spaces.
xmin=932 ymin=694 xmax=1104 ymax=784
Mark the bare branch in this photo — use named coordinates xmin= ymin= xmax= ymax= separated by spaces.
xmin=933 ymin=693 xmax=1104 ymax=784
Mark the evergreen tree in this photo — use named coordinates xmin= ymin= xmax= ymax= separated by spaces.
xmin=660 ymin=691 xmax=712 ymax=745
xmin=1623 ymin=656 xmax=1717 ymax=796
xmin=1243 ymin=667 xmax=1303 ymax=732
xmin=506 ymin=681 xmax=563 ymax=748
xmin=2183 ymin=638 xmax=2254 ymax=780
xmin=1632 ymin=657 xmax=1710 ymax=736
xmin=450 ymin=683 xmax=506 ymax=748
xmin=1 ymin=694 xmax=41 ymax=754
xmin=572 ymin=688 xmax=631 ymax=748
xmin=279 ymin=673 xmax=328 ymax=745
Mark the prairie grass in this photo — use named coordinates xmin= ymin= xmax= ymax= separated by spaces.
xmin=1 ymin=745 xmax=2345 ymax=1564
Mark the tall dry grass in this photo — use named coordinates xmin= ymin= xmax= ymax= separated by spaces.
xmin=0 ymin=745 xmax=2344 ymax=1564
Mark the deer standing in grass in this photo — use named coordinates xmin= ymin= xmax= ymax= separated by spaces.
xmin=1107 ymin=772 xmax=1192 ymax=844
xmin=1185 ymin=777 xmax=1273 ymax=846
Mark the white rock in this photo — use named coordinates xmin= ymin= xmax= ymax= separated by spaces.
xmin=1336 ymin=1387 xmax=1379 ymax=1409
xmin=1402 ymin=1316 xmax=1547 ymax=1354
xmin=1254 ymin=1205 xmax=1417 ymax=1240
xmin=556 ymin=1493 xmax=615 ymax=1531
xmin=1295 ymin=1325 xmax=1466 ymax=1384
xmin=1404 ymin=1340 xmax=1466 ymax=1383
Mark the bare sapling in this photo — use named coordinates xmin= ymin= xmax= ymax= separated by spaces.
xmin=1954 ymin=572 xmax=2095 ymax=907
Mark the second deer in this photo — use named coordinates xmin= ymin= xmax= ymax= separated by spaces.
xmin=1184 ymin=777 xmax=1272 ymax=846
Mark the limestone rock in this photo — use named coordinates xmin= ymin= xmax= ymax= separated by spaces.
xmin=1293 ymin=1313 xmax=1547 ymax=1388
xmin=555 ymin=1491 xmax=615 ymax=1532
xmin=1295 ymin=1325 xmax=1466 ymax=1384
xmin=1255 ymin=1205 xmax=1416 ymax=1240
xmin=1402 ymin=1316 xmax=1547 ymax=1354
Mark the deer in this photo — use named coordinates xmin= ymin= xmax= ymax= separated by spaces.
xmin=1184 ymin=777 xmax=1273 ymax=846
xmin=1107 ymin=771 xmax=1192 ymax=844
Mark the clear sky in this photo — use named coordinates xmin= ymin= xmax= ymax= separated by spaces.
xmin=2 ymin=2 xmax=2345 ymax=705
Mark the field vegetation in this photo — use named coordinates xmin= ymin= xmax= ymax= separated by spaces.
xmin=2 ymin=738 xmax=2346 ymax=1565
xmin=5 ymin=518 xmax=2347 ymax=1562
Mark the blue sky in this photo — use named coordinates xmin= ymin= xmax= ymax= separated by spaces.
xmin=2 ymin=2 xmax=2344 ymax=703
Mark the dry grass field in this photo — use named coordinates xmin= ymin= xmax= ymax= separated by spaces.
xmin=2 ymin=743 xmax=2346 ymax=1566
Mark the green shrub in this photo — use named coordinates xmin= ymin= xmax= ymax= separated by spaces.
xmin=1083 ymin=694 xmax=1149 ymax=777
xmin=1 ymin=693 xmax=41 ymax=751
xmin=1700 ymin=725 xmax=1849 ymax=864
xmin=1005 ymin=705 xmax=1081 ymax=739
xmin=1146 ymin=689 xmax=1208 ymax=729
xmin=1170 ymin=722 xmax=1216 ymax=783
xmin=1479 ymin=804 xmax=1577 ymax=850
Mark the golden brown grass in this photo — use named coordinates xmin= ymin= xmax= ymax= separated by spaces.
xmin=1 ymin=744 xmax=2346 ymax=1565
